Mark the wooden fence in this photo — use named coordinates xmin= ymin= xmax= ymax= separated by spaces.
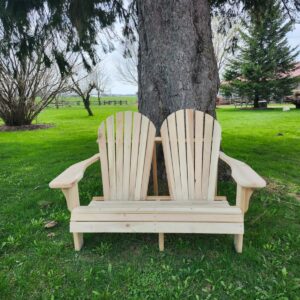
xmin=48 ymin=99 xmax=130 ymax=108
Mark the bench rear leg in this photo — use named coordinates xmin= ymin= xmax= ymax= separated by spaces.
xmin=159 ymin=233 xmax=164 ymax=251
xmin=234 ymin=234 xmax=243 ymax=253
xmin=73 ymin=233 xmax=84 ymax=251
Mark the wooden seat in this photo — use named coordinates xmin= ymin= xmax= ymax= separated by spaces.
xmin=50 ymin=111 xmax=156 ymax=250
xmin=49 ymin=109 xmax=266 ymax=253
xmin=160 ymin=109 xmax=266 ymax=252
xmin=72 ymin=199 xmax=243 ymax=221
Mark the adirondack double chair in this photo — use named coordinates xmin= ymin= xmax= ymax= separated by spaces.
xmin=49 ymin=110 xmax=266 ymax=253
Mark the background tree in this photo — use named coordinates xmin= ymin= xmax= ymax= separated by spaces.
xmin=223 ymin=2 xmax=299 ymax=108
xmin=69 ymin=63 xmax=108 ymax=115
xmin=94 ymin=65 xmax=110 ymax=105
xmin=1 ymin=0 xmax=299 ymax=126
xmin=0 ymin=45 xmax=68 ymax=126
xmin=69 ymin=68 xmax=96 ymax=116
xmin=212 ymin=16 xmax=240 ymax=75
xmin=115 ymin=40 xmax=138 ymax=86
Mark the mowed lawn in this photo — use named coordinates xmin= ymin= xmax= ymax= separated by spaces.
xmin=0 ymin=105 xmax=300 ymax=299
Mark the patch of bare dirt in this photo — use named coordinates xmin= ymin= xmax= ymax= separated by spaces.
xmin=0 ymin=123 xmax=54 ymax=132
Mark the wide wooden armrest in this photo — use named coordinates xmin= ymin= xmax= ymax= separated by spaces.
xmin=219 ymin=152 xmax=266 ymax=189
xmin=49 ymin=154 xmax=100 ymax=189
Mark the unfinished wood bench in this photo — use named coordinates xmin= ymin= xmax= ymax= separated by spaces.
xmin=49 ymin=110 xmax=266 ymax=253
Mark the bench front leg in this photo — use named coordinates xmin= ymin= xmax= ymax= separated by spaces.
xmin=62 ymin=184 xmax=84 ymax=250
xmin=234 ymin=185 xmax=254 ymax=253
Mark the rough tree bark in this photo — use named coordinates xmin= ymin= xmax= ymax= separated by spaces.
xmin=137 ymin=0 xmax=219 ymax=130
xmin=137 ymin=0 xmax=220 ymax=193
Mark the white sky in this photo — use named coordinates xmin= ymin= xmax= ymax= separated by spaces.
xmin=103 ymin=23 xmax=300 ymax=95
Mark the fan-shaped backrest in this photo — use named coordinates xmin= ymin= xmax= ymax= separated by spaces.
xmin=160 ymin=109 xmax=221 ymax=201
xmin=98 ymin=111 xmax=156 ymax=201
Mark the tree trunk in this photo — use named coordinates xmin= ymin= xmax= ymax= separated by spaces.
xmin=137 ymin=0 xmax=219 ymax=130
xmin=294 ymin=99 xmax=300 ymax=109
xmin=97 ymin=91 xmax=101 ymax=105
xmin=83 ymin=95 xmax=93 ymax=116
xmin=254 ymin=93 xmax=259 ymax=108
xmin=137 ymin=0 xmax=220 ymax=194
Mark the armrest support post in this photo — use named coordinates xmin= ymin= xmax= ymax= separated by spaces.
xmin=62 ymin=184 xmax=80 ymax=212
xmin=236 ymin=185 xmax=254 ymax=214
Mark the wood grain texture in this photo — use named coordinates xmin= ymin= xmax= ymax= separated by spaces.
xmin=106 ymin=115 xmax=116 ymax=200
xmin=123 ymin=112 xmax=132 ymax=199
xmin=116 ymin=112 xmax=124 ymax=200
xmin=185 ymin=109 xmax=195 ymax=200
xmin=194 ymin=111 xmax=204 ymax=200
xmin=98 ymin=124 xmax=110 ymax=199
xmin=160 ymin=109 xmax=222 ymax=201
xmin=70 ymin=221 xmax=244 ymax=234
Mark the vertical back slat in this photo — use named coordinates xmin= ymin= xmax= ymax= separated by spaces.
xmin=161 ymin=121 xmax=175 ymax=199
xmin=207 ymin=121 xmax=221 ymax=200
xmin=98 ymin=122 xmax=110 ymax=199
xmin=140 ymin=122 xmax=156 ymax=200
xmin=176 ymin=110 xmax=188 ymax=200
xmin=106 ymin=115 xmax=116 ymax=200
xmin=194 ymin=111 xmax=204 ymax=200
xmin=129 ymin=113 xmax=141 ymax=199
xmin=116 ymin=112 xmax=124 ymax=200
xmin=134 ymin=116 xmax=150 ymax=200
xmin=168 ymin=113 xmax=182 ymax=200
xmin=185 ymin=109 xmax=195 ymax=201
xmin=201 ymin=114 xmax=214 ymax=200
xmin=161 ymin=110 xmax=221 ymax=202
xmin=123 ymin=111 xmax=132 ymax=200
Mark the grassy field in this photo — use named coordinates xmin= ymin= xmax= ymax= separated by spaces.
xmin=0 ymin=105 xmax=300 ymax=299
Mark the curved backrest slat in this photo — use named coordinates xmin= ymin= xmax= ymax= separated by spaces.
xmin=98 ymin=111 xmax=156 ymax=201
xmin=160 ymin=109 xmax=221 ymax=201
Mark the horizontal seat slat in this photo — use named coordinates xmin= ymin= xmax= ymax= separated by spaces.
xmin=70 ymin=222 xmax=244 ymax=234
xmin=71 ymin=212 xmax=243 ymax=222
xmin=91 ymin=195 xmax=227 ymax=202
xmin=73 ymin=206 xmax=240 ymax=214
xmin=72 ymin=200 xmax=243 ymax=223
xmin=88 ymin=200 xmax=230 ymax=208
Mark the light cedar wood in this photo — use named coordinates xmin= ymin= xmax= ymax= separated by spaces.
xmin=159 ymin=233 xmax=164 ymax=251
xmin=123 ymin=112 xmax=132 ymax=199
xmin=185 ymin=110 xmax=195 ymax=200
xmin=73 ymin=233 xmax=83 ymax=251
xmin=116 ymin=112 xmax=124 ymax=200
xmin=167 ymin=113 xmax=182 ymax=200
xmin=49 ymin=154 xmax=100 ymax=189
xmin=106 ymin=115 xmax=116 ymax=200
xmin=98 ymin=124 xmax=110 ymax=199
xmin=176 ymin=110 xmax=189 ymax=200
xmin=207 ymin=122 xmax=221 ymax=200
xmin=152 ymin=143 xmax=159 ymax=196
xmin=70 ymin=222 xmax=244 ymax=234
xmin=160 ymin=122 xmax=175 ymax=199
xmin=50 ymin=110 xmax=266 ymax=253
xmin=129 ymin=113 xmax=141 ymax=198
xmin=141 ymin=121 xmax=156 ymax=200
xmin=201 ymin=114 xmax=214 ymax=200
xmin=134 ymin=117 xmax=150 ymax=200
xmin=160 ymin=109 xmax=266 ymax=253
xmin=194 ymin=111 xmax=204 ymax=199
xmin=92 ymin=195 xmax=227 ymax=201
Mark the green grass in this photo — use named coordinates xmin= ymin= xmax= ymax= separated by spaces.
xmin=0 ymin=105 xmax=300 ymax=299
